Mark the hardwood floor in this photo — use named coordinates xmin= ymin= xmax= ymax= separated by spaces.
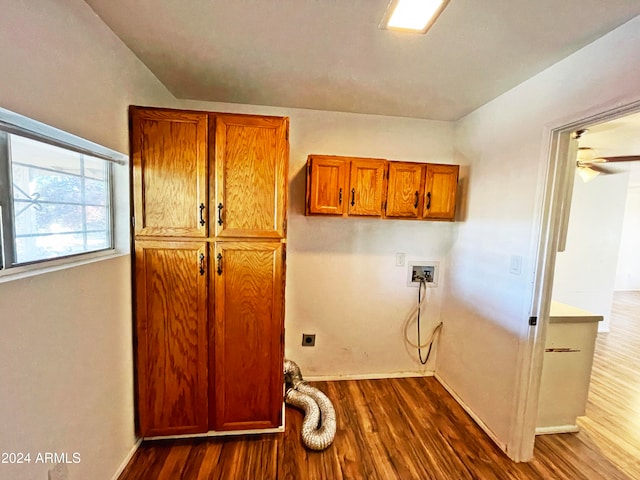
xmin=565 ymin=290 xmax=640 ymax=479
xmin=118 ymin=292 xmax=639 ymax=480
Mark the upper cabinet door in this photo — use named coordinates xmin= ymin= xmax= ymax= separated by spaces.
xmin=385 ymin=162 xmax=424 ymax=218
xmin=423 ymin=164 xmax=459 ymax=221
xmin=348 ymin=159 xmax=386 ymax=216
xmin=306 ymin=156 xmax=348 ymax=215
xmin=131 ymin=107 xmax=208 ymax=238
xmin=212 ymin=114 xmax=288 ymax=239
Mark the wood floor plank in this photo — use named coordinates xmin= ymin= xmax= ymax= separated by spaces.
xmin=119 ymin=291 xmax=639 ymax=480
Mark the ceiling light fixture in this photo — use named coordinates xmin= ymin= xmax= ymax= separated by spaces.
xmin=576 ymin=149 xmax=602 ymax=182
xmin=577 ymin=165 xmax=600 ymax=183
xmin=380 ymin=0 xmax=450 ymax=34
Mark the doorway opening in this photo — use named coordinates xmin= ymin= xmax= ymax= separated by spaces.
xmin=526 ymin=103 xmax=640 ymax=475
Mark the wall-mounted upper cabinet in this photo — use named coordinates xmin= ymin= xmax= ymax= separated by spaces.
xmin=347 ymin=158 xmax=386 ymax=216
xmin=305 ymin=155 xmax=386 ymax=217
xmin=306 ymin=155 xmax=459 ymax=221
xmin=385 ymin=162 xmax=425 ymax=219
xmin=423 ymin=164 xmax=459 ymax=220
xmin=305 ymin=156 xmax=348 ymax=215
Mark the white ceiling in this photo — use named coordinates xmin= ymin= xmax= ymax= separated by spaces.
xmin=581 ymin=112 xmax=640 ymax=157
xmin=85 ymin=0 xmax=640 ymax=121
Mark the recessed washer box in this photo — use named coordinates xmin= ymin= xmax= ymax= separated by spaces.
xmin=407 ymin=261 xmax=439 ymax=287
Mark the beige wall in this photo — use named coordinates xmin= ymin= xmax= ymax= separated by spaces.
xmin=181 ymin=99 xmax=456 ymax=378
xmin=552 ymin=170 xmax=630 ymax=330
xmin=0 ymin=1 xmax=176 ymax=479
xmin=3 ymin=0 xmax=640 ymax=475
xmin=441 ymin=14 xmax=640 ymax=460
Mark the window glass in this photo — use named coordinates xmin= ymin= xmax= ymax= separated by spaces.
xmin=6 ymin=134 xmax=112 ymax=266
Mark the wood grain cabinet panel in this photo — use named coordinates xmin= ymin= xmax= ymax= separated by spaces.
xmin=134 ymin=241 xmax=209 ymax=437
xmin=348 ymin=159 xmax=386 ymax=216
xmin=305 ymin=155 xmax=459 ymax=222
xmin=212 ymin=241 xmax=284 ymax=431
xmin=385 ymin=162 xmax=424 ymax=218
xmin=130 ymin=108 xmax=208 ymax=238
xmin=305 ymin=155 xmax=386 ymax=217
xmin=213 ymin=114 xmax=288 ymax=239
xmin=306 ymin=156 xmax=348 ymax=215
xmin=423 ymin=164 xmax=459 ymax=221
xmin=131 ymin=106 xmax=288 ymax=437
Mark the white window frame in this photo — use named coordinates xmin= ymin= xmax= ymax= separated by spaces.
xmin=0 ymin=107 xmax=127 ymax=279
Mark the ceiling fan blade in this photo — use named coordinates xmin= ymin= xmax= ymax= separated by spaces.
xmin=599 ymin=155 xmax=640 ymax=163
xmin=586 ymin=163 xmax=616 ymax=174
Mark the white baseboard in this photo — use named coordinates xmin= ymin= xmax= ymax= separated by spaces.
xmin=144 ymin=424 xmax=285 ymax=441
xmin=535 ymin=424 xmax=579 ymax=435
xmin=435 ymin=373 xmax=507 ymax=452
xmin=111 ymin=438 xmax=142 ymax=480
xmin=306 ymin=370 xmax=435 ymax=382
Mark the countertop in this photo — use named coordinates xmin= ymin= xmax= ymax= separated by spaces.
xmin=549 ymin=300 xmax=604 ymax=323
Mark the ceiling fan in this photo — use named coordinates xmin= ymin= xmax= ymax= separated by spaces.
xmin=576 ymin=147 xmax=640 ymax=182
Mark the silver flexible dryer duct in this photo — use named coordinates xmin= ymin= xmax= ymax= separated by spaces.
xmin=284 ymin=359 xmax=336 ymax=450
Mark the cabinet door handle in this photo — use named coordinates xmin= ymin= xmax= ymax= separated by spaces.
xmin=199 ymin=203 xmax=206 ymax=226
xmin=199 ymin=253 xmax=205 ymax=276
xmin=426 ymin=192 xmax=431 ymax=210
xmin=351 ymin=188 xmax=355 ymax=206
xmin=217 ymin=203 xmax=224 ymax=225
xmin=339 ymin=188 xmax=343 ymax=205
xmin=216 ymin=252 xmax=223 ymax=275
xmin=414 ymin=191 xmax=419 ymax=209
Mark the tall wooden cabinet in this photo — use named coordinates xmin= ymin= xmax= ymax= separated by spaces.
xmin=130 ymin=106 xmax=288 ymax=437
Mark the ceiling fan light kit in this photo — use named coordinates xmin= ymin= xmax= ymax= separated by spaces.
xmin=575 ymin=147 xmax=640 ymax=182
xmin=577 ymin=165 xmax=600 ymax=183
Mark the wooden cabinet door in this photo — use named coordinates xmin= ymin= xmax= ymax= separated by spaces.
xmin=306 ymin=156 xmax=348 ymax=215
xmin=212 ymin=241 xmax=284 ymax=431
xmin=385 ymin=162 xmax=424 ymax=218
xmin=348 ymin=159 xmax=386 ymax=216
xmin=212 ymin=114 xmax=288 ymax=239
xmin=423 ymin=164 xmax=459 ymax=220
xmin=134 ymin=240 xmax=209 ymax=437
xmin=130 ymin=107 xmax=208 ymax=237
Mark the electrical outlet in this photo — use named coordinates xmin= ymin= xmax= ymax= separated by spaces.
xmin=301 ymin=334 xmax=316 ymax=346
xmin=48 ymin=463 xmax=68 ymax=480
xmin=407 ymin=262 xmax=439 ymax=287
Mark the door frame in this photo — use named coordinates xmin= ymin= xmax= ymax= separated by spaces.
xmin=511 ymin=97 xmax=640 ymax=461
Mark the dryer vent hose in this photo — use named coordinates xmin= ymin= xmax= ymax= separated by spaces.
xmin=284 ymin=359 xmax=336 ymax=450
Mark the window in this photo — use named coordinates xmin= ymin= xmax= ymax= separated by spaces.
xmin=0 ymin=108 xmax=125 ymax=271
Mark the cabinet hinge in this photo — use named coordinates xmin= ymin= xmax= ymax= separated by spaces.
xmin=529 ymin=316 xmax=537 ymax=326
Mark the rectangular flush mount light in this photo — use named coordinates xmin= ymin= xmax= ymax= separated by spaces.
xmin=380 ymin=0 xmax=450 ymax=34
